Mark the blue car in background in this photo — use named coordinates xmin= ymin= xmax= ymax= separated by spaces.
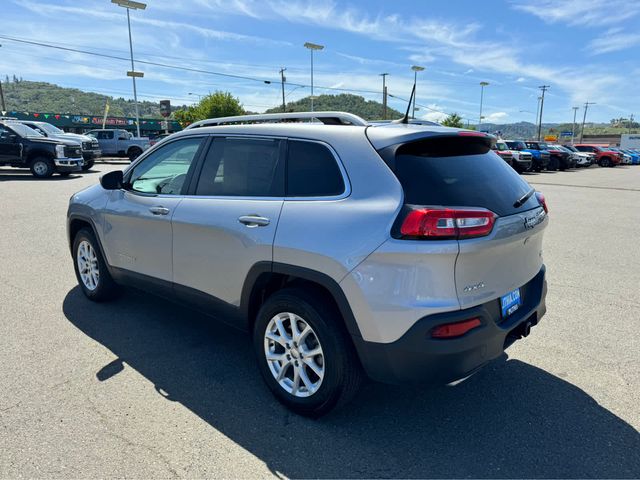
xmin=505 ymin=140 xmax=551 ymax=171
xmin=621 ymin=149 xmax=640 ymax=165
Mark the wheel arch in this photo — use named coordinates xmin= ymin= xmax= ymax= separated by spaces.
xmin=26 ymin=149 xmax=55 ymax=163
xmin=241 ymin=262 xmax=363 ymax=339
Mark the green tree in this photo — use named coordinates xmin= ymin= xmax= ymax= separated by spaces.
xmin=174 ymin=91 xmax=243 ymax=125
xmin=441 ymin=113 xmax=464 ymax=128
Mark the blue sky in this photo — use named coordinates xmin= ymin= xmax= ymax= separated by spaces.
xmin=1 ymin=0 xmax=639 ymax=123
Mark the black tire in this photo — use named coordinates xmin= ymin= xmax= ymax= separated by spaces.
xmin=253 ymin=288 xmax=364 ymax=417
xmin=81 ymin=160 xmax=95 ymax=171
xmin=599 ymin=157 xmax=611 ymax=167
xmin=72 ymin=228 xmax=120 ymax=302
xmin=128 ymin=147 xmax=142 ymax=161
xmin=29 ymin=156 xmax=55 ymax=178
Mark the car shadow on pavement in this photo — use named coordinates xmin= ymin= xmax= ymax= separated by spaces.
xmin=63 ymin=287 xmax=640 ymax=479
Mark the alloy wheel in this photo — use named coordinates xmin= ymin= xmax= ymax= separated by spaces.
xmin=77 ymin=240 xmax=99 ymax=291
xmin=263 ymin=312 xmax=325 ymax=398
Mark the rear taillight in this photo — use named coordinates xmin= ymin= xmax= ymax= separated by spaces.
xmin=535 ymin=192 xmax=548 ymax=213
xmin=431 ymin=318 xmax=482 ymax=338
xmin=400 ymin=208 xmax=497 ymax=239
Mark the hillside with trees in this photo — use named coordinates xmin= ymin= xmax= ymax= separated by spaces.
xmin=265 ymin=93 xmax=403 ymax=120
xmin=0 ymin=78 xmax=183 ymax=117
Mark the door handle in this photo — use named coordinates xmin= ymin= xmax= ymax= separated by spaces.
xmin=238 ymin=215 xmax=270 ymax=227
xmin=149 ymin=206 xmax=170 ymax=216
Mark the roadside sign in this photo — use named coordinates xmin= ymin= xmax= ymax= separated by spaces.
xmin=159 ymin=100 xmax=171 ymax=118
xmin=544 ymin=135 xmax=558 ymax=142
xmin=127 ymin=71 xmax=144 ymax=78
xmin=560 ymin=131 xmax=573 ymax=137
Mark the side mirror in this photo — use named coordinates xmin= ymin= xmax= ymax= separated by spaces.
xmin=100 ymin=170 xmax=124 ymax=190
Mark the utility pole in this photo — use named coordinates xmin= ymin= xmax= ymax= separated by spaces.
xmin=537 ymin=85 xmax=550 ymax=141
xmin=0 ymin=44 xmax=5 ymax=111
xmin=380 ymin=73 xmax=388 ymax=120
xmin=580 ymin=102 xmax=596 ymax=143
xmin=629 ymin=114 xmax=635 ymax=134
xmin=279 ymin=68 xmax=287 ymax=113
xmin=0 ymin=78 xmax=5 ymax=112
xmin=571 ymin=106 xmax=579 ymax=145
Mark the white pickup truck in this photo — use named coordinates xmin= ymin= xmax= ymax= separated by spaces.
xmin=85 ymin=129 xmax=150 ymax=161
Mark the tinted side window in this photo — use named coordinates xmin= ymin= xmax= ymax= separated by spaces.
xmin=195 ymin=137 xmax=283 ymax=197
xmin=128 ymin=137 xmax=203 ymax=195
xmin=286 ymin=141 xmax=345 ymax=197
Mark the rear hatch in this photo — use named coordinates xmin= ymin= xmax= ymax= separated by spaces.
xmin=372 ymin=131 xmax=547 ymax=308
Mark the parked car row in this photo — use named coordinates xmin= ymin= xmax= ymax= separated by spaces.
xmin=0 ymin=118 xmax=151 ymax=178
xmin=491 ymin=137 xmax=628 ymax=174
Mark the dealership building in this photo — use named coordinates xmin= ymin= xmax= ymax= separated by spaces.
xmin=1 ymin=110 xmax=182 ymax=136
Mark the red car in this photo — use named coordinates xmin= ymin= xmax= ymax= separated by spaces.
xmin=574 ymin=144 xmax=622 ymax=167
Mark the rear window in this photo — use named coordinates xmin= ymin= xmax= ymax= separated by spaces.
xmin=392 ymin=137 xmax=538 ymax=217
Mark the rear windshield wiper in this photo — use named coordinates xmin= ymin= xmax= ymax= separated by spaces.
xmin=513 ymin=188 xmax=535 ymax=208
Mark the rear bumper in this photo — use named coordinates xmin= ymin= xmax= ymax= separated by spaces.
xmin=353 ymin=266 xmax=547 ymax=385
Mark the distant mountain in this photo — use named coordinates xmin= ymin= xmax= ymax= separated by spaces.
xmin=265 ymin=93 xmax=403 ymax=121
xmin=0 ymin=78 xmax=186 ymax=118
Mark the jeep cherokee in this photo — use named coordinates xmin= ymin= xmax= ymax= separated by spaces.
xmin=67 ymin=112 xmax=548 ymax=416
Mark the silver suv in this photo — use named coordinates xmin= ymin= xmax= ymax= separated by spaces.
xmin=67 ymin=112 xmax=548 ymax=416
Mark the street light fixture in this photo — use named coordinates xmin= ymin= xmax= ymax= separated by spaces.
xmin=479 ymin=81 xmax=489 ymax=128
xmin=304 ymin=42 xmax=324 ymax=113
xmin=188 ymin=92 xmax=204 ymax=101
xmin=411 ymin=65 xmax=425 ymax=119
xmin=112 ymin=0 xmax=146 ymax=138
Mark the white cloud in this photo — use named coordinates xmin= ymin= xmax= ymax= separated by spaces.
xmin=421 ymin=111 xmax=448 ymax=123
xmin=516 ymin=77 xmax=526 ymax=82
xmin=588 ymin=28 xmax=640 ymax=54
xmin=511 ymin=0 xmax=640 ymax=27
xmin=484 ymin=112 xmax=509 ymax=122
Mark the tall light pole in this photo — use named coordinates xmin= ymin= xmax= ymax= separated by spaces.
xmin=537 ymin=85 xmax=550 ymax=141
xmin=304 ymin=42 xmax=324 ymax=112
xmin=411 ymin=65 xmax=425 ymax=119
xmin=479 ymin=81 xmax=489 ymax=128
xmin=112 ymin=0 xmax=146 ymax=138
xmin=380 ymin=73 xmax=389 ymax=120
xmin=580 ymin=102 xmax=596 ymax=143
xmin=188 ymin=92 xmax=204 ymax=101
xmin=571 ymin=106 xmax=579 ymax=145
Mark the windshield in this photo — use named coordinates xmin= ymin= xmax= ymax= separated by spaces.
xmin=495 ymin=142 xmax=509 ymax=151
xmin=538 ymin=143 xmax=550 ymax=149
xmin=7 ymin=123 xmax=44 ymax=137
xmin=37 ymin=122 xmax=64 ymax=135
xmin=506 ymin=141 xmax=527 ymax=150
xmin=564 ymin=145 xmax=578 ymax=152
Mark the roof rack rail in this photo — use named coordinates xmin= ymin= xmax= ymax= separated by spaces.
xmin=185 ymin=111 xmax=368 ymax=129
xmin=0 ymin=116 xmax=19 ymax=121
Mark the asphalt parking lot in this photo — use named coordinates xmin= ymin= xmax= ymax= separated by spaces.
xmin=1 ymin=161 xmax=639 ymax=478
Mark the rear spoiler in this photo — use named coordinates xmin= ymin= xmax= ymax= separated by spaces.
xmin=372 ymin=131 xmax=495 ymax=171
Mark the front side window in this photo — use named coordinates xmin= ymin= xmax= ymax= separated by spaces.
xmin=128 ymin=137 xmax=203 ymax=195
xmin=195 ymin=137 xmax=283 ymax=197
xmin=286 ymin=140 xmax=345 ymax=197
xmin=0 ymin=125 xmax=13 ymax=143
